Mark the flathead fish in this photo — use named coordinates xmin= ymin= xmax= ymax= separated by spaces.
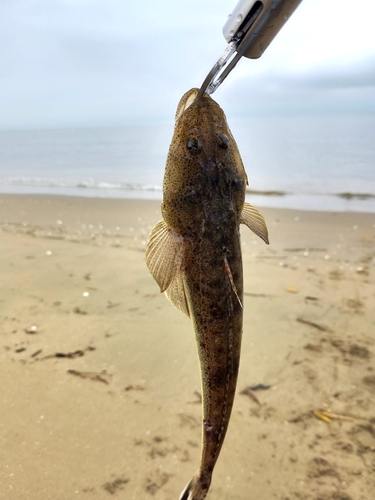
xmin=146 ymin=88 xmax=269 ymax=500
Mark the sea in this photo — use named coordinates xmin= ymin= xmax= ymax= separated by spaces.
xmin=1 ymin=113 xmax=375 ymax=213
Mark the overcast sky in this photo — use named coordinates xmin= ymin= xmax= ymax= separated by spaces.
xmin=1 ymin=0 xmax=375 ymax=129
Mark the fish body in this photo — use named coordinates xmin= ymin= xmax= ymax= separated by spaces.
xmin=146 ymin=88 xmax=268 ymax=500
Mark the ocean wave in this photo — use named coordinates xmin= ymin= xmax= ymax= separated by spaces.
xmin=1 ymin=177 xmax=375 ymax=212
xmin=0 ymin=176 xmax=162 ymax=192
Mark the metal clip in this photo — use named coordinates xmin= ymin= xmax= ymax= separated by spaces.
xmin=196 ymin=42 xmax=240 ymax=99
xmin=197 ymin=0 xmax=302 ymax=98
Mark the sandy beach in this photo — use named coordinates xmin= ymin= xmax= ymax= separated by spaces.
xmin=1 ymin=194 xmax=374 ymax=500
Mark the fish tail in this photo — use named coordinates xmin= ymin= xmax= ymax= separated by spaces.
xmin=179 ymin=471 xmax=211 ymax=500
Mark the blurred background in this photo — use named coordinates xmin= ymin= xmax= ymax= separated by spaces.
xmin=1 ymin=0 xmax=375 ymax=211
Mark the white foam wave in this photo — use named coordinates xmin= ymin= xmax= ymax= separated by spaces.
xmin=0 ymin=176 xmax=162 ymax=193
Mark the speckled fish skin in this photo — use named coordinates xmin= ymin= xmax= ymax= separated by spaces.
xmin=146 ymin=88 xmax=268 ymax=500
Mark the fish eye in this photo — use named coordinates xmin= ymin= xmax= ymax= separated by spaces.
xmin=218 ymin=133 xmax=229 ymax=149
xmin=186 ymin=137 xmax=202 ymax=155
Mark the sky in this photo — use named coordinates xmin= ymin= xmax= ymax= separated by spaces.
xmin=1 ymin=0 xmax=375 ymax=129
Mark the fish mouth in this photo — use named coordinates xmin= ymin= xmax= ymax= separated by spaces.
xmin=175 ymin=88 xmax=200 ymax=122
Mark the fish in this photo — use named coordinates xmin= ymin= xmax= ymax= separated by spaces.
xmin=146 ymin=88 xmax=269 ymax=500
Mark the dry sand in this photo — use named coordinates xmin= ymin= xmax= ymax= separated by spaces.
xmin=0 ymin=194 xmax=374 ymax=500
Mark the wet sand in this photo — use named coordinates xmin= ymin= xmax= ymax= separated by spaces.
xmin=1 ymin=194 xmax=374 ymax=500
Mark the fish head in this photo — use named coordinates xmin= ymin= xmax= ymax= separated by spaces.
xmin=162 ymin=88 xmax=248 ymax=234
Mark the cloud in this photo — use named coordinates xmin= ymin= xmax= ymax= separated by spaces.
xmin=293 ymin=57 xmax=375 ymax=91
xmin=0 ymin=0 xmax=374 ymax=129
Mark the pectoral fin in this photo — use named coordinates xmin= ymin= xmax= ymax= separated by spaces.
xmin=165 ymin=270 xmax=190 ymax=317
xmin=146 ymin=220 xmax=190 ymax=317
xmin=241 ymin=202 xmax=269 ymax=244
xmin=146 ymin=220 xmax=183 ymax=292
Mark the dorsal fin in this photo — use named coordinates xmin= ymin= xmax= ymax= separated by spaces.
xmin=223 ymin=257 xmax=243 ymax=308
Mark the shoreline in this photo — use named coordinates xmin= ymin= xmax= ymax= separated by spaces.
xmin=1 ymin=188 xmax=375 ymax=214
xmin=1 ymin=194 xmax=374 ymax=499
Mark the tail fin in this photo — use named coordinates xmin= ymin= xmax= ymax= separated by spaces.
xmin=179 ymin=472 xmax=211 ymax=500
